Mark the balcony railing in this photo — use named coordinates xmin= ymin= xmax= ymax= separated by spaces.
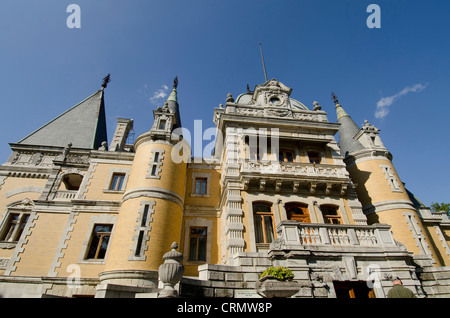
xmin=54 ymin=190 xmax=78 ymax=200
xmin=274 ymin=220 xmax=398 ymax=250
xmin=240 ymin=160 xmax=349 ymax=179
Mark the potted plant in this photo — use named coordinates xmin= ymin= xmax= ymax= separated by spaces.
xmin=255 ymin=266 xmax=300 ymax=298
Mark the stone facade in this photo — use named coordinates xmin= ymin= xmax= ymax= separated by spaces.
xmin=0 ymin=78 xmax=448 ymax=298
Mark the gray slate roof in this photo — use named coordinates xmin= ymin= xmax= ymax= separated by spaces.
xmin=336 ymin=104 xmax=364 ymax=157
xmin=18 ymin=89 xmax=108 ymax=150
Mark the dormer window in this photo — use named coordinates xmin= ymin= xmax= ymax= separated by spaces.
xmin=158 ymin=119 xmax=166 ymax=130
xmin=269 ymin=96 xmax=281 ymax=106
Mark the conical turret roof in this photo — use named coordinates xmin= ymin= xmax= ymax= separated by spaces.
xmin=333 ymin=93 xmax=364 ymax=157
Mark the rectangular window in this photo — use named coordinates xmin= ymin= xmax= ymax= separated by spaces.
xmin=189 ymin=227 xmax=207 ymax=261
xmin=135 ymin=205 xmax=149 ymax=256
xmin=195 ymin=178 xmax=207 ymax=195
xmin=130 ymin=202 xmax=154 ymax=259
xmin=147 ymin=150 xmax=164 ymax=179
xmin=86 ymin=224 xmax=113 ymax=259
xmin=253 ymin=203 xmax=275 ymax=244
xmin=0 ymin=213 xmax=30 ymax=242
xmin=279 ymin=150 xmax=294 ymax=162
xmin=158 ymin=119 xmax=166 ymax=130
xmin=151 ymin=165 xmax=158 ymax=176
xmin=141 ymin=205 xmax=149 ymax=227
xmin=249 ymin=145 xmax=260 ymax=160
xmin=321 ymin=205 xmax=342 ymax=224
xmin=135 ymin=231 xmax=145 ymax=257
xmin=308 ymin=151 xmax=321 ymax=164
xmin=109 ymin=173 xmax=125 ymax=191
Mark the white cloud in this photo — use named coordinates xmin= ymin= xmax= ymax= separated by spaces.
xmin=375 ymin=83 xmax=428 ymax=119
xmin=149 ymin=85 xmax=169 ymax=104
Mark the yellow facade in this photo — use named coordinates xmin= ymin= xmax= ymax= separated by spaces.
xmin=348 ymin=157 xmax=444 ymax=264
xmin=0 ymin=78 xmax=448 ymax=298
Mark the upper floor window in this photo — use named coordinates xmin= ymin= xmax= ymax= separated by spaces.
xmin=0 ymin=212 xmax=30 ymax=242
xmin=279 ymin=150 xmax=294 ymax=163
xmin=195 ymin=177 xmax=208 ymax=195
xmin=190 ymin=173 xmax=211 ymax=197
xmin=308 ymin=151 xmax=321 ymax=164
xmin=249 ymin=144 xmax=260 ymax=161
xmin=188 ymin=227 xmax=207 ymax=262
xmin=320 ymin=205 xmax=341 ymax=224
xmin=158 ymin=119 xmax=166 ymax=130
xmin=285 ymin=202 xmax=310 ymax=223
xmin=62 ymin=173 xmax=83 ymax=190
xmin=109 ymin=173 xmax=125 ymax=191
xmin=146 ymin=150 xmax=164 ymax=179
xmin=86 ymin=224 xmax=113 ymax=260
xmin=253 ymin=202 xmax=275 ymax=244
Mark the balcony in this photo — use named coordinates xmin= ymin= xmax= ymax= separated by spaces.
xmin=53 ymin=190 xmax=78 ymax=201
xmin=240 ymin=160 xmax=350 ymax=194
xmin=272 ymin=220 xmax=400 ymax=252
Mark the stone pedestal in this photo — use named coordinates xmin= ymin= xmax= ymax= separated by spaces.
xmin=254 ymin=276 xmax=300 ymax=298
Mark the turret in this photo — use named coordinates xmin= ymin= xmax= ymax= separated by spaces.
xmin=334 ymin=94 xmax=442 ymax=265
xmin=99 ymin=78 xmax=190 ymax=291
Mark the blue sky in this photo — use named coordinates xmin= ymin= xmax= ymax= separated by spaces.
xmin=0 ymin=0 xmax=449 ymax=206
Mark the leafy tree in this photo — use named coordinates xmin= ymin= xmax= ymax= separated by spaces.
xmin=430 ymin=202 xmax=450 ymax=216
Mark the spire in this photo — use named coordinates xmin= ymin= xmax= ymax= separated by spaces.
xmin=166 ymin=76 xmax=181 ymax=129
xmin=332 ymin=92 xmax=350 ymax=121
xmin=167 ymin=76 xmax=178 ymax=103
xmin=332 ymin=92 xmax=364 ymax=157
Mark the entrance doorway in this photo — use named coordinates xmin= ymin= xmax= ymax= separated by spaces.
xmin=333 ymin=281 xmax=375 ymax=298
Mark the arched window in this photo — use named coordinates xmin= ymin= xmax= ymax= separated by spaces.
xmin=320 ymin=204 xmax=342 ymax=224
xmin=285 ymin=202 xmax=310 ymax=223
xmin=61 ymin=173 xmax=83 ymax=190
xmin=253 ymin=202 xmax=275 ymax=244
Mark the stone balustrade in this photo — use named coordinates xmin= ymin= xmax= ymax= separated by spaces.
xmin=54 ymin=190 xmax=77 ymax=200
xmin=274 ymin=220 xmax=398 ymax=250
xmin=241 ymin=160 xmax=349 ymax=179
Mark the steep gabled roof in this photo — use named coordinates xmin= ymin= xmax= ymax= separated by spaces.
xmin=18 ymin=89 xmax=108 ymax=150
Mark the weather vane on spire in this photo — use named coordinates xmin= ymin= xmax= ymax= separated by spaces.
xmin=331 ymin=92 xmax=339 ymax=105
xmin=102 ymin=74 xmax=111 ymax=88
xmin=173 ymin=76 xmax=178 ymax=89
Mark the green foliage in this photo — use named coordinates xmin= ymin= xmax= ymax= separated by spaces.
xmin=431 ymin=202 xmax=450 ymax=215
xmin=260 ymin=266 xmax=294 ymax=281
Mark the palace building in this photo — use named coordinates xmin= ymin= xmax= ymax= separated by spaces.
xmin=0 ymin=76 xmax=448 ymax=298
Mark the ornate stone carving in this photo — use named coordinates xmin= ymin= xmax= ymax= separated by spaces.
xmin=158 ymin=242 xmax=184 ymax=298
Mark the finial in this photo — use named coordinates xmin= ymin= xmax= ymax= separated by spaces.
xmin=313 ymin=101 xmax=322 ymax=111
xmin=102 ymin=74 xmax=111 ymax=88
xmin=173 ymin=76 xmax=178 ymax=89
xmin=331 ymin=92 xmax=339 ymax=105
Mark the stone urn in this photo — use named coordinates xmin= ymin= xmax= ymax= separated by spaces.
xmin=158 ymin=242 xmax=184 ymax=298
xmin=255 ymin=275 xmax=300 ymax=298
